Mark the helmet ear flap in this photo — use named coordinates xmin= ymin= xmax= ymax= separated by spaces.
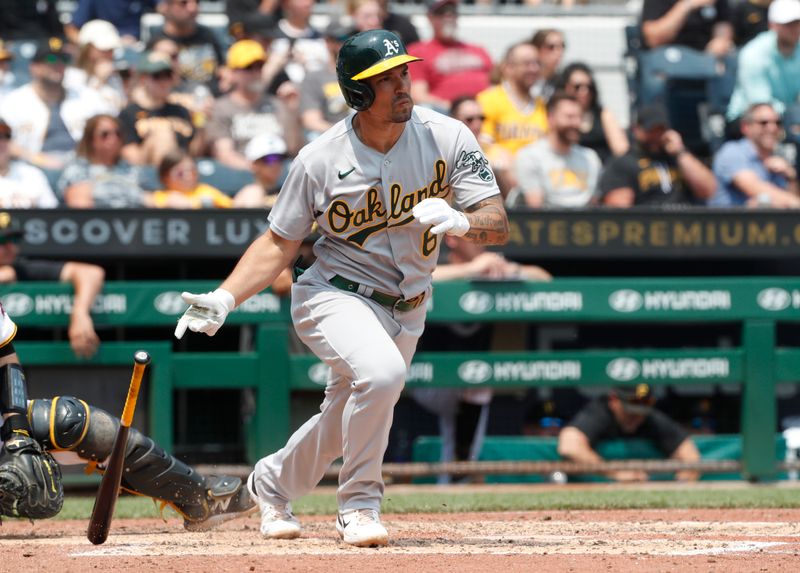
xmin=341 ymin=78 xmax=374 ymax=112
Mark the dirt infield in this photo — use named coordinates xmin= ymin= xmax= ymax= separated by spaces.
xmin=3 ymin=502 xmax=800 ymax=572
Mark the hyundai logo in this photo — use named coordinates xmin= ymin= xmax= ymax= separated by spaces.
xmin=458 ymin=360 xmax=493 ymax=384
xmin=308 ymin=363 xmax=330 ymax=386
xmin=154 ymin=291 xmax=188 ymax=315
xmin=757 ymin=288 xmax=791 ymax=311
xmin=2 ymin=293 xmax=34 ymax=317
xmin=459 ymin=291 xmax=494 ymax=314
xmin=609 ymin=289 xmax=643 ymax=313
xmin=606 ymin=358 xmax=641 ymax=382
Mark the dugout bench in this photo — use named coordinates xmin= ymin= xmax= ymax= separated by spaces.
xmin=4 ymin=278 xmax=800 ymax=481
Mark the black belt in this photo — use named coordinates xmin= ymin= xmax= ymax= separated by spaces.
xmin=329 ymin=275 xmax=425 ymax=312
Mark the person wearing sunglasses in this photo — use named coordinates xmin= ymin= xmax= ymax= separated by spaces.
xmin=555 ymin=62 xmax=629 ymax=163
xmin=118 ymin=50 xmax=198 ymax=166
xmin=208 ymin=39 xmax=301 ymax=171
xmin=0 ymin=38 xmax=111 ymax=170
xmin=558 ymin=384 xmax=701 ymax=483
xmin=711 ymin=102 xmax=800 ymax=207
xmin=726 ymin=0 xmax=800 ymax=131
xmin=152 ymin=150 xmax=232 ymax=208
xmin=0 ymin=120 xmax=58 ymax=208
xmin=530 ymin=28 xmax=566 ymax=102
xmin=451 ymin=95 xmax=513 ymax=198
xmin=58 ymin=114 xmax=148 ymax=208
xmin=234 ymin=133 xmax=288 ymax=208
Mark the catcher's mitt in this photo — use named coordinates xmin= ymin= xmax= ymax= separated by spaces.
xmin=0 ymin=433 xmax=63 ymax=519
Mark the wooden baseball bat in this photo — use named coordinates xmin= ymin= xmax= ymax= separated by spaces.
xmin=86 ymin=350 xmax=151 ymax=545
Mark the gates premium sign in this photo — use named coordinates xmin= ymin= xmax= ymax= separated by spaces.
xmin=503 ymin=208 xmax=800 ymax=258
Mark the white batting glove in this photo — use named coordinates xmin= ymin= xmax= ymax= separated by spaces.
xmin=412 ymin=198 xmax=470 ymax=236
xmin=174 ymin=288 xmax=236 ymax=339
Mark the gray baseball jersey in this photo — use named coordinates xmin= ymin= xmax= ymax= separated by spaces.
xmin=268 ymin=106 xmax=500 ymax=298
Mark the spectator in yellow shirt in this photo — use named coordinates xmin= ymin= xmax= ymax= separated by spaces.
xmin=151 ymin=150 xmax=233 ymax=208
xmin=477 ymin=41 xmax=548 ymax=190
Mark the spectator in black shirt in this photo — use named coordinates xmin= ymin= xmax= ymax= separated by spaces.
xmin=558 ymin=384 xmax=701 ymax=482
xmin=151 ymin=0 xmax=225 ymax=93
xmin=731 ymin=0 xmax=772 ymax=46
xmin=119 ymin=51 xmax=198 ymax=166
xmin=0 ymin=0 xmax=63 ymax=41
xmin=599 ymin=103 xmax=716 ymax=207
xmin=0 ymin=212 xmax=105 ymax=358
xmin=642 ymin=0 xmax=734 ymax=56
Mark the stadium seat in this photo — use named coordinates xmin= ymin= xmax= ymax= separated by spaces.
xmin=196 ymin=159 xmax=254 ymax=195
xmin=6 ymin=40 xmax=36 ymax=87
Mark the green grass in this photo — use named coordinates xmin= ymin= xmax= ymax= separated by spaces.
xmin=21 ymin=486 xmax=800 ymax=521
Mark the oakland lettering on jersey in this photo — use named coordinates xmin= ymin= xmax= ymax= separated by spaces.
xmin=326 ymin=160 xmax=451 ymax=246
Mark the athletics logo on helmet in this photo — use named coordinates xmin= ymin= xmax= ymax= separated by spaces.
xmin=336 ymin=29 xmax=422 ymax=111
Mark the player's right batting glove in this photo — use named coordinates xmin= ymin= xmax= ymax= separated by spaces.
xmin=174 ymin=288 xmax=236 ymax=339
xmin=412 ymin=198 xmax=470 ymax=236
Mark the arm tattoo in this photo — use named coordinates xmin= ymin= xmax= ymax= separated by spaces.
xmin=463 ymin=195 xmax=509 ymax=245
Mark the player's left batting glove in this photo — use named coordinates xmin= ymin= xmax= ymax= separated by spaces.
xmin=412 ymin=198 xmax=470 ymax=237
xmin=174 ymin=288 xmax=236 ymax=339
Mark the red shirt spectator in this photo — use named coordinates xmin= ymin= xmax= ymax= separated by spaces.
xmin=407 ymin=0 xmax=493 ymax=109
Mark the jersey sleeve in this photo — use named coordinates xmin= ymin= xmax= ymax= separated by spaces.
xmin=449 ymin=122 xmax=501 ymax=210
xmin=267 ymin=156 xmax=317 ymax=240
xmin=0 ymin=303 xmax=17 ymax=348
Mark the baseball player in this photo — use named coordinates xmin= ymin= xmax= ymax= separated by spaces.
xmin=174 ymin=29 xmax=509 ymax=547
xmin=0 ymin=305 xmax=255 ymax=528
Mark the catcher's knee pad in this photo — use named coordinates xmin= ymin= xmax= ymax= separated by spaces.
xmin=28 ymin=396 xmax=91 ymax=451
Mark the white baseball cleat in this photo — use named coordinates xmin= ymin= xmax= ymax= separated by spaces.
xmin=336 ymin=508 xmax=389 ymax=547
xmin=257 ymin=499 xmax=302 ymax=539
xmin=248 ymin=474 xmax=301 ymax=539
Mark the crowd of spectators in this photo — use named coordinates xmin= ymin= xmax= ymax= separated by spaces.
xmin=0 ymin=0 xmax=798 ymax=210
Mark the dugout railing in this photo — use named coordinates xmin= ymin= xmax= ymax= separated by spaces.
xmin=4 ymin=278 xmax=800 ymax=481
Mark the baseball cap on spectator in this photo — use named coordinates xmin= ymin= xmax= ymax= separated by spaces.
xmin=78 ymin=19 xmax=122 ymax=51
xmin=245 ymin=133 xmax=287 ymax=162
xmin=227 ymin=40 xmax=267 ymax=69
xmin=0 ymin=40 xmax=12 ymax=62
xmin=635 ymin=103 xmax=670 ymax=130
xmin=611 ymin=384 xmax=656 ymax=415
xmin=230 ymin=14 xmax=281 ymax=40
xmin=33 ymin=38 xmax=70 ymax=64
xmin=324 ymin=20 xmax=355 ymax=42
xmin=137 ymin=51 xmax=172 ymax=74
xmin=768 ymin=0 xmax=800 ymax=24
xmin=0 ymin=211 xmax=23 ymax=243
xmin=426 ymin=0 xmax=458 ymax=14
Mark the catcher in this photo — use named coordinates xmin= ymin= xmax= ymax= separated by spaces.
xmin=0 ymin=304 xmax=255 ymax=528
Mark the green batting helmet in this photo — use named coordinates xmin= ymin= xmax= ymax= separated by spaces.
xmin=336 ymin=29 xmax=421 ymax=112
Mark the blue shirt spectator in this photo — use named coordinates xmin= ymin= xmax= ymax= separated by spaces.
xmin=68 ymin=0 xmax=158 ymax=41
xmin=726 ymin=0 xmax=800 ymax=121
xmin=712 ymin=138 xmax=788 ymax=204
xmin=712 ymin=102 xmax=800 ymax=207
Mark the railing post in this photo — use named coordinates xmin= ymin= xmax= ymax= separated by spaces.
xmin=741 ymin=320 xmax=778 ymax=481
xmin=251 ymin=323 xmax=292 ymax=464
xmin=148 ymin=346 xmax=174 ymax=455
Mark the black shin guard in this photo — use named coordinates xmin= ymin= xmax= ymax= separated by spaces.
xmin=28 ymin=397 xmax=211 ymax=521
xmin=0 ymin=363 xmax=31 ymax=440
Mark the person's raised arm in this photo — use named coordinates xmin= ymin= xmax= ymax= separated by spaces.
xmin=60 ymin=262 xmax=105 ymax=358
